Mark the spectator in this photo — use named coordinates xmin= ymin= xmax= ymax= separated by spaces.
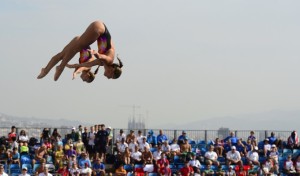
xmin=117 ymin=138 xmax=128 ymax=155
xmin=78 ymin=125 xmax=83 ymax=140
xmin=215 ymin=165 xmax=225 ymax=176
xmin=38 ymin=166 xmax=53 ymax=176
xmin=115 ymin=164 xmax=126 ymax=176
xmin=43 ymin=138 xmax=53 ymax=155
xmin=246 ymin=146 xmax=259 ymax=166
xmin=226 ymin=146 xmax=242 ymax=166
xmin=263 ymin=138 xmax=271 ymax=157
xmin=226 ymin=166 xmax=236 ymax=176
xmin=244 ymin=139 xmax=253 ymax=153
xmin=125 ymin=130 xmax=136 ymax=144
xmin=267 ymin=144 xmax=279 ymax=166
xmin=287 ymin=130 xmax=299 ymax=150
xmin=223 ymin=140 xmax=233 ymax=154
xmin=20 ymin=166 xmax=30 ymax=176
xmin=0 ymin=164 xmax=8 ymax=176
xmin=75 ymin=138 xmax=85 ymax=156
xmin=136 ymin=130 xmax=145 ymax=144
xmin=247 ymin=131 xmax=257 ymax=146
xmin=179 ymin=161 xmax=194 ymax=176
xmin=138 ymin=137 xmax=150 ymax=152
xmin=95 ymin=124 xmax=109 ymax=161
xmin=65 ymin=144 xmax=76 ymax=158
xmin=223 ymin=131 xmax=238 ymax=146
xmin=80 ymin=162 xmax=92 ymax=176
xmin=68 ymin=127 xmax=79 ymax=143
xmin=106 ymin=126 xmax=113 ymax=146
xmin=128 ymin=138 xmax=137 ymax=153
xmin=147 ymin=130 xmax=157 ymax=147
xmin=236 ymin=163 xmax=247 ymax=176
xmin=18 ymin=130 xmax=29 ymax=147
xmin=40 ymin=128 xmax=50 ymax=144
xmin=189 ymin=153 xmax=201 ymax=174
xmin=81 ymin=127 xmax=89 ymax=150
xmin=115 ymin=129 xmax=126 ymax=144
xmin=161 ymin=140 xmax=171 ymax=159
xmin=261 ymin=157 xmax=276 ymax=175
xmin=9 ymin=147 xmax=20 ymax=165
xmin=202 ymin=163 xmax=214 ymax=176
xmin=283 ymin=155 xmax=296 ymax=175
xmin=10 ymin=137 xmax=19 ymax=151
xmin=131 ymin=145 xmax=143 ymax=165
xmin=69 ymin=162 xmax=80 ymax=176
xmin=68 ymin=154 xmax=77 ymax=169
xmin=295 ymin=155 xmax=300 ymax=174
xmin=178 ymin=131 xmax=188 ymax=145
xmin=268 ymin=132 xmax=282 ymax=149
xmin=50 ymin=128 xmax=61 ymax=145
xmin=8 ymin=126 xmax=17 ymax=144
xmin=78 ymin=152 xmax=91 ymax=168
xmin=213 ymin=137 xmax=224 ymax=157
xmin=142 ymin=146 xmax=153 ymax=164
xmin=247 ymin=162 xmax=258 ymax=176
xmin=157 ymin=129 xmax=168 ymax=145
xmin=170 ymin=139 xmax=181 ymax=158
xmin=32 ymin=144 xmax=48 ymax=166
xmin=236 ymin=139 xmax=246 ymax=157
xmin=87 ymin=126 xmax=96 ymax=159
xmin=123 ymin=147 xmax=131 ymax=165
xmin=35 ymin=161 xmax=47 ymax=175
xmin=204 ymin=145 xmax=219 ymax=166
xmin=57 ymin=163 xmax=69 ymax=176
xmin=54 ymin=145 xmax=64 ymax=168
xmin=92 ymin=157 xmax=105 ymax=176
xmin=153 ymin=145 xmax=163 ymax=161
xmin=157 ymin=153 xmax=170 ymax=175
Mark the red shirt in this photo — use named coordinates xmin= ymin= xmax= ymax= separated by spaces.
xmin=180 ymin=166 xmax=193 ymax=176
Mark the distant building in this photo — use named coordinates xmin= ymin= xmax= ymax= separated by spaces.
xmin=128 ymin=117 xmax=145 ymax=129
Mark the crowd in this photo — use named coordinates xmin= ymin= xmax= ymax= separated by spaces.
xmin=0 ymin=125 xmax=299 ymax=176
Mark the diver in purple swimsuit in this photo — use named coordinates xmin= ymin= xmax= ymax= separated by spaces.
xmin=37 ymin=20 xmax=123 ymax=82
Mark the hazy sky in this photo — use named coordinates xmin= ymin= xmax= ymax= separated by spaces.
xmin=1 ymin=0 xmax=300 ymax=129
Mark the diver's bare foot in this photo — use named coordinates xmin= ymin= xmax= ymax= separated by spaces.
xmin=37 ymin=68 xmax=47 ymax=79
xmin=54 ymin=66 xmax=64 ymax=81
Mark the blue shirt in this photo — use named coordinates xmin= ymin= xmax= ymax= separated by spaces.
xmin=157 ymin=134 xmax=168 ymax=144
xmin=78 ymin=158 xmax=91 ymax=168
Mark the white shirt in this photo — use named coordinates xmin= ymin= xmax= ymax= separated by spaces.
xmin=162 ymin=144 xmax=171 ymax=152
xmin=285 ymin=160 xmax=294 ymax=170
xmin=38 ymin=173 xmax=53 ymax=176
xmin=88 ymin=132 xmax=96 ymax=145
xmin=247 ymin=151 xmax=259 ymax=161
xmin=116 ymin=133 xmax=126 ymax=143
xmin=153 ymin=150 xmax=162 ymax=161
xmin=19 ymin=135 xmax=29 ymax=142
xmin=131 ymin=151 xmax=142 ymax=161
xmin=117 ymin=142 xmax=128 ymax=153
xmin=139 ymin=142 xmax=150 ymax=152
xmin=137 ymin=135 xmax=145 ymax=144
xmin=80 ymin=167 xmax=92 ymax=175
xmin=128 ymin=142 xmax=137 ymax=152
xmin=264 ymin=144 xmax=271 ymax=151
xmin=0 ymin=172 xmax=8 ymax=176
xmin=170 ymin=143 xmax=180 ymax=152
xmin=189 ymin=159 xmax=201 ymax=168
xmin=226 ymin=151 xmax=241 ymax=161
xmin=19 ymin=174 xmax=31 ymax=176
xmin=205 ymin=151 xmax=218 ymax=160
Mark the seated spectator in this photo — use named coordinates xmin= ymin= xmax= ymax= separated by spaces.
xmin=287 ymin=130 xmax=299 ymax=150
xmin=80 ymin=162 xmax=92 ymax=176
xmin=123 ymin=147 xmax=131 ymax=165
xmin=10 ymin=137 xmax=19 ymax=151
xmin=178 ymin=161 xmax=194 ymax=176
xmin=35 ymin=161 xmax=47 ymax=175
xmin=213 ymin=137 xmax=224 ymax=157
xmin=18 ymin=130 xmax=29 ymax=147
xmin=7 ymin=126 xmax=17 ymax=145
xmin=170 ymin=139 xmax=181 ymax=158
xmin=0 ymin=164 xmax=8 ymax=176
xmin=202 ymin=163 xmax=214 ymax=176
xmin=147 ymin=130 xmax=157 ymax=147
xmin=115 ymin=164 xmax=126 ymax=176
xmin=283 ymin=155 xmax=296 ymax=175
xmin=57 ymin=163 xmax=69 ymax=176
xmin=246 ymin=146 xmax=259 ymax=166
xmin=178 ymin=131 xmax=188 ymax=145
xmin=115 ymin=129 xmax=126 ymax=144
xmin=244 ymin=139 xmax=253 ymax=153
xmin=65 ymin=144 xmax=76 ymax=158
xmin=247 ymin=162 xmax=258 ymax=176
xmin=43 ymin=138 xmax=53 ymax=155
xmin=75 ymin=138 xmax=85 ymax=155
xmin=226 ymin=146 xmax=242 ymax=166
xmin=142 ymin=147 xmax=153 ymax=164
xmin=9 ymin=147 xmax=20 ymax=165
xmin=38 ymin=166 xmax=52 ymax=176
xmin=68 ymin=154 xmax=77 ymax=169
xmin=295 ymin=155 xmax=300 ymax=174
xmin=32 ymin=144 xmax=48 ymax=166
xmin=180 ymin=138 xmax=192 ymax=162
xmin=67 ymin=127 xmax=79 ymax=144
xmin=69 ymin=162 xmax=80 ymax=176
xmin=138 ymin=137 xmax=150 ymax=152
xmin=125 ymin=130 xmax=136 ymax=144
xmin=20 ymin=166 xmax=30 ymax=176
xmin=236 ymin=163 xmax=247 ymax=176
xmin=268 ymin=132 xmax=282 ymax=149
xmin=263 ymin=138 xmax=271 ymax=157
xmin=162 ymin=140 xmax=171 ymax=159
xmin=128 ymin=138 xmax=137 ymax=153
xmin=223 ymin=131 xmax=238 ymax=146
xmin=157 ymin=153 xmax=170 ymax=174
xmin=223 ymin=140 xmax=233 ymax=154
xmin=78 ymin=152 xmax=91 ymax=169
xmin=0 ymin=145 xmax=8 ymax=165
xmin=136 ymin=130 xmax=145 ymax=145
xmin=247 ymin=131 xmax=257 ymax=147
xmin=63 ymin=139 xmax=73 ymax=154
xmin=117 ymin=138 xmax=128 ymax=155
xmin=204 ymin=145 xmax=219 ymax=166
xmin=131 ymin=145 xmax=143 ymax=165
xmin=261 ymin=157 xmax=276 ymax=176
xmin=157 ymin=129 xmax=168 ymax=145
xmin=236 ymin=139 xmax=246 ymax=157
xmin=226 ymin=166 xmax=236 ymax=176
xmin=40 ymin=128 xmax=50 ymax=144
xmin=267 ymin=144 xmax=279 ymax=166
xmin=188 ymin=153 xmax=201 ymax=174
xmin=54 ymin=145 xmax=64 ymax=168
xmin=215 ymin=165 xmax=225 ymax=176
xmin=160 ymin=162 xmax=172 ymax=176
xmin=92 ymin=157 xmax=105 ymax=176
xmin=153 ymin=145 xmax=163 ymax=161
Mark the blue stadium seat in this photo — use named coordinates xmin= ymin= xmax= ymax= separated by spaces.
xmin=292 ymin=149 xmax=300 ymax=159
xmin=282 ymin=149 xmax=292 ymax=158
xmin=217 ymin=157 xmax=226 ymax=165
xmin=174 ymin=155 xmax=184 ymax=165
xmin=258 ymin=141 xmax=264 ymax=150
xmin=20 ymin=154 xmax=31 ymax=164
xmin=10 ymin=164 xmax=21 ymax=174
xmin=33 ymin=163 xmax=41 ymax=173
xmin=124 ymin=164 xmax=133 ymax=172
xmin=134 ymin=164 xmax=143 ymax=169
xmin=177 ymin=164 xmax=184 ymax=170
xmin=169 ymin=164 xmax=177 ymax=174
xmin=150 ymin=148 xmax=157 ymax=153
xmin=148 ymin=173 xmax=158 ymax=176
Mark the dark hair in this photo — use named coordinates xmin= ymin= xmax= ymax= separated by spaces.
xmin=113 ymin=55 xmax=123 ymax=79
xmin=85 ymin=71 xmax=95 ymax=83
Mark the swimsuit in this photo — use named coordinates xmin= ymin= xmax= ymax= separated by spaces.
xmin=97 ymin=24 xmax=112 ymax=54
xmin=79 ymin=49 xmax=92 ymax=63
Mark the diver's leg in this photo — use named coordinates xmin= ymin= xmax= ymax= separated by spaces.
xmin=37 ymin=52 xmax=63 ymax=79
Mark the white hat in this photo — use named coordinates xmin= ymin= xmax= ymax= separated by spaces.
xmin=22 ymin=166 xmax=28 ymax=170
xmin=254 ymin=146 xmax=258 ymax=150
xmin=72 ymin=127 xmax=76 ymax=130
xmin=231 ymin=146 xmax=236 ymax=150
xmin=271 ymin=144 xmax=276 ymax=148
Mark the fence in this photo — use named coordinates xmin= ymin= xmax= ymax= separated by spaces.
xmin=0 ymin=127 xmax=293 ymax=145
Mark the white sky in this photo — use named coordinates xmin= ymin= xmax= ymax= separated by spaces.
xmin=0 ymin=0 xmax=300 ymax=128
